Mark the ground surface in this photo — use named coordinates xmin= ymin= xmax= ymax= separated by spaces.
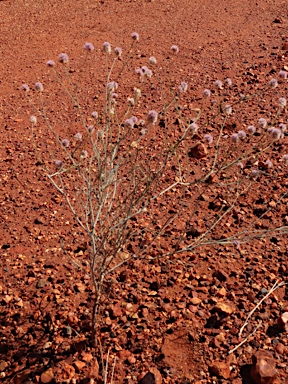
xmin=0 ymin=0 xmax=288 ymax=383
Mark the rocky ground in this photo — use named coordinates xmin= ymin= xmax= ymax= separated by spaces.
xmin=0 ymin=0 xmax=288 ymax=383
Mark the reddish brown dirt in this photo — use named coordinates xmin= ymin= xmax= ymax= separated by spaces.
xmin=1 ymin=1 xmax=288 ymax=383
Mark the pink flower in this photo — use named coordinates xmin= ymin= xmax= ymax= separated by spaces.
xmin=147 ymin=110 xmax=158 ymax=125
xmin=84 ymin=42 xmax=94 ymax=52
xmin=58 ymin=53 xmax=69 ymax=64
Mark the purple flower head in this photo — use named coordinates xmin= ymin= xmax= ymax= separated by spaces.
xmin=278 ymin=97 xmax=287 ymax=108
xmin=147 ymin=110 xmax=158 ymax=125
xmin=188 ymin=122 xmax=199 ymax=134
xmin=54 ymin=160 xmax=63 ymax=169
xmin=141 ymin=66 xmax=152 ymax=78
xmin=279 ymin=123 xmax=287 ymax=133
xmin=46 ymin=60 xmax=55 ymax=67
xmin=224 ymin=104 xmax=232 ymax=115
xmin=74 ymin=132 xmax=83 ymax=142
xmin=91 ymin=111 xmax=98 ymax=119
xmin=250 ymin=169 xmax=259 ymax=179
xmin=281 ymin=154 xmax=288 ymax=164
xmin=215 ymin=80 xmax=223 ymax=90
xmin=103 ymin=42 xmax=111 ymax=54
xmin=83 ymin=42 xmax=94 ymax=52
xmin=135 ymin=67 xmax=144 ymax=77
xmin=231 ymin=133 xmax=239 ymax=144
xmin=124 ymin=118 xmax=135 ymax=129
xmin=80 ymin=150 xmax=88 ymax=160
xmin=237 ymin=162 xmax=244 ymax=169
xmin=107 ymin=81 xmax=118 ymax=93
xmin=131 ymin=116 xmax=138 ymax=124
xmin=247 ymin=125 xmax=256 ymax=134
xmin=265 ymin=159 xmax=273 ymax=168
xmin=58 ymin=53 xmax=69 ymax=64
xmin=148 ymin=56 xmax=157 ymax=65
xmin=258 ymin=118 xmax=267 ymax=129
xmin=269 ymin=127 xmax=282 ymax=140
xmin=114 ymin=47 xmax=122 ymax=58
xmin=131 ymin=32 xmax=139 ymax=41
xmin=268 ymin=78 xmax=278 ymax=89
xmin=225 ymin=78 xmax=232 ymax=87
xmin=30 ymin=115 xmax=37 ymax=124
xmin=21 ymin=84 xmax=29 ymax=92
xmin=203 ymin=89 xmax=211 ymax=98
xmin=35 ymin=82 xmax=44 ymax=92
xmin=171 ymin=45 xmax=179 ymax=54
xmin=61 ymin=138 xmax=70 ymax=147
xmin=178 ymin=81 xmax=188 ymax=94
xmin=238 ymin=130 xmax=246 ymax=140
xmin=204 ymin=134 xmax=213 ymax=145
xmin=88 ymin=125 xmax=95 ymax=133
xmin=279 ymin=70 xmax=287 ymax=79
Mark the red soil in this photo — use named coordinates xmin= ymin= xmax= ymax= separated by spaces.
xmin=0 ymin=0 xmax=288 ymax=383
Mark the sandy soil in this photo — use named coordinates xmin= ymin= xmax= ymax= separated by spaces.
xmin=0 ymin=0 xmax=288 ymax=383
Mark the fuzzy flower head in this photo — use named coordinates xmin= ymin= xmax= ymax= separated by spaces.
xmin=203 ymin=89 xmax=211 ymax=98
xmin=54 ymin=160 xmax=63 ymax=169
xmin=268 ymin=127 xmax=282 ymax=141
xmin=225 ymin=78 xmax=232 ymax=87
xmin=279 ymin=123 xmax=287 ymax=133
xmin=83 ymin=42 xmax=94 ymax=52
xmin=258 ymin=118 xmax=268 ymax=129
xmin=238 ymin=130 xmax=246 ymax=140
xmin=247 ymin=125 xmax=256 ymax=134
xmin=91 ymin=111 xmax=98 ymax=119
xmin=148 ymin=56 xmax=157 ymax=65
xmin=114 ymin=47 xmax=122 ymax=58
xmin=147 ymin=110 xmax=158 ymax=125
xmin=281 ymin=154 xmax=288 ymax=164
xmin=250 ymin=169 xmax=259 ymax=179
xmin=278 ymin=97 xmax=287 ymax=108
xmin=46 ymin=60 xmax=55 ymax=67
xmin=35 ymin=82 xmax=44 ymax=92
xmin=58 ymin=53 xmax=69 ymax=64
xmin=131 ymin=32 xmax=139 ymax=41
xmin=74 ymin=132 xmax=83 ymax=142
xmin=178 ymin=81 xmax=188 ymax=94
xmin=107 ymin=81 xmax=118 ymax=93
xmin=224 ymin=104 xmax=232 ymax=115
xmin=141 ymin=66 xmax=152 ymax=78
xmin=188 ymin=122 xmax=199 ymax=134
xmin=268 ymin=78 xmax=278 ymax=89
xmin=124 ymin=117 xmax=137 ymax=129
xmin=88 ymin=125 xmax=95 ymax=133
xmin=103 ymin=42 xmax=111 ymax=54
xmin=231 ymin=133 xmax=239 ymax=144
xmin=134 ymin=87 xmax=141 ymax=101
xmin=237 ymin=162 xmax=244 ymax=169
xmin=61 ymin=138 xmax=70 ymax=147
xmin=21 ymin=84 xmax=29 ymax=92
xmin=80 ymin=150 xmax=88 ymax=160
xmin=135 ymin=67 xmax=144 ymax=77
xmin=265 ymin=159 xmax=273 ymax=168
xmin=30 ymin=115 xmax=37 ymax=125
xmin=204 ymin=134 xmax=213 ymax=145
xmin=171 ymin=45 xmax=179 ymax=55
xmin=215 ymin=80 xmax=223 ymax=90
xmin=279 ymin=70 xmax=287 ymax=79
xmin=127 ymin=97 xmax=135 ymax=106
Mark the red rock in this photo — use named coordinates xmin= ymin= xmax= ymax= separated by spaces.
xmin=251 ymin=350 xmax=278 ymax=384
xmin=40 ymin=368 xmax=54 ymax=383
xmin=282 ymin=42 xmax=288 ymax=50
xmin=214 ymin=301 xmax=235 ymax=315
xmin=277 ymin=312 xmax=288 ymax=332
xmin=275 ymin=342 xmax=286 ymax=355
xmin=81 ymin=352 xmax=93 ymax=362
xmin=73 ymin=360 xmax=86 ymax=372
xmin=209 ymin=360 xmax=231 ymax=379
xmin=89 ymin=359 xmax=99 ymax=378
xmin=62 ymin=364 xmax=75 ymax=380
xmin=14 ymin=370 xmax=31 ymax=384
xmin=188 ymin=142 xmax=208 ymax=159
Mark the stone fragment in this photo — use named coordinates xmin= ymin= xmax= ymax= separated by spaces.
xmin=14 ymin=370 xmax=31 ymax=384
xmin=188 ymin=142 xmax=208 ymax=159
xmin=190 ymin=297 xmax=202 ymax=305
xmin=251 ymin=350 xmax=278 ymax=384
xmin=0 ymin=361 xmax=8 ymax=371
xmin=275 ymin=343 xmax=286 ymax=355
xmin=214 ymin=301 xmax=235 ymax=315
xmin=138 ymin=372 xmax=156 ymax=384
xmin=62 ymin=364 xmax=75 ymax=380
xmin=89 ymin=359 xmax=99 ymax=378
xmin=277 ymin=312 xmax=288 ymax=332
xmin=209 ymin=360 xmax=231 ymax=379
xmin=40 ymin=368 xmax=54 ymax=383
xmin=73 ymin=360 xmax=86 ymax=372
xmin=37 ymin=279 xmax=47 ymax=289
